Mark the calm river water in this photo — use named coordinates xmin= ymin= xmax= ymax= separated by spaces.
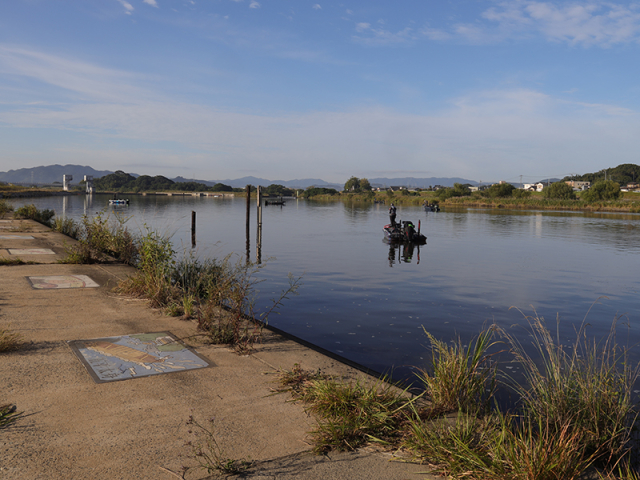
xmin=12 ymin=194 xmax=640 ymax=383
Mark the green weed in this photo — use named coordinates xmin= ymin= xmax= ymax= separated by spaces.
xmin=0 ymin=404 xmax=23 ymax=429
xmin=13 ymin=204 xmax=55 ymax=225
xmin=0 ymin=199 xmax=13 ymax=217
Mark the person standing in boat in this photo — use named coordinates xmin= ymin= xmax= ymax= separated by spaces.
xmin=389 ymin=203 xmax=397 ymax=226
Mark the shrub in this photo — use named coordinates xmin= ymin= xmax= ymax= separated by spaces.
xmin=582 ymin=180 xmax=621 ymax=201
xmin=13 ymin=204 xmax=55 ymax=225
xmin=0 ymin=199 xmax=13 ymax=217
xmin=544 ymin=182 xmax=576 ymax=200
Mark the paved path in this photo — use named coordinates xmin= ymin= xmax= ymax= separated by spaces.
xmin=0 ymin=218 xmax=435 ymax=480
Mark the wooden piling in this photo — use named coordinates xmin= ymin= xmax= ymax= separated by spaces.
xmin=256 ymin=186 xmax=262 ymax=264
xmin=246 ymin=185 xmax=251 ymax=263
xmin=191 ymin=211 xmax=196 ymax=247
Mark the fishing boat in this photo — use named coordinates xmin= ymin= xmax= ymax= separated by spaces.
xmin=383 ymin=220 xmax=427 ymax=244
xmin=108 ymin=199 xmax=129 ymax=206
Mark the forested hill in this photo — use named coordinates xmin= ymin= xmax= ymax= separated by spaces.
xmin=94 ymin=171 xmax=234 ymax=192
xmin=564 ymin=164 xmax=640 ymax=185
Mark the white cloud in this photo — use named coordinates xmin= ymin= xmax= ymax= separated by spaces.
xmin=448 ymin=0 xmax=640 ymax=47
xmin=143 ymin=0 xmax=159 ymax=7
xmin=312 ymin=4 xmax=321 ymax=10
xmin=117 ymin=0 xmax=134 ymax=15
xmin=345 ymin=9 xmax=353 ymax=15
xmin=249 ymin=0 xmax=260 ymax=8
xmin=1 ymin=46 xmax=638 ymax=180
xmin=353 ymin=25 xmax=416 ymax=46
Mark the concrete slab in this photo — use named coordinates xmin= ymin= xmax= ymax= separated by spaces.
xmin=27 ymin=274 xmax=99 ymax=289
xmin=68 ymin=332 xmax=211 ymax=383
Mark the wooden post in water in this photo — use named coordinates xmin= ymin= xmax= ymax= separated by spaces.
xmin=191 ymin=211 xmax=196 ymax=247
xmin=245 ymin=185 xmax=251 ymax=263
xmin=256 ymin=186 xmax=263 ymax=264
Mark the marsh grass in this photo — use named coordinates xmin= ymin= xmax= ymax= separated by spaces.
xmin=59 ymin=211 xmax=138 ymax=264
xmin=275 ymin=366 xmax=416 ymax=454
xmin=0 ymin=327 xmax=24 ymax=352
xmin=116 ymin=231 xmax=301 ymax=352
xmin=415 ymin=327 xmax=499 ymax=415
xmin=275 ymin=316 xmax=639 ymax=479
xmin=502 ymin=311 xmax=639 ymax=463
xmin=184 ymin=415 xmax=252 ymax=476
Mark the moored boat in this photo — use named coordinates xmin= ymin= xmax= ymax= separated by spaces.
xmin=383 ymin=220 xmax=426 ymax=244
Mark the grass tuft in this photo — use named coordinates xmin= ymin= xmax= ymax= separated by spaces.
xmin=184 ymin=415 xmax=251 ymax=476
xmin=416 ymin=326 xmax=498 ymax=415
xmin=0 ymin=326 xmax=24 ymax=352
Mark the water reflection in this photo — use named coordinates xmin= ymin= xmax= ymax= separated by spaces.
xmin=386 ymin=241 xmax=422 ymax=266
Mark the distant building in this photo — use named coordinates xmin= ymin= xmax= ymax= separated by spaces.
xmin=565 ymin=181 xmax=590 ymax=191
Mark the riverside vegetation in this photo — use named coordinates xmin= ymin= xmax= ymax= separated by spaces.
xmin=271 ymin=315 xmax=640 ymax=480
xmin=14 ymin=204 xmax=300 ymax=352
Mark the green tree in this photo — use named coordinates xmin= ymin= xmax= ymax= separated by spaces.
xmin=437 ymin=183 xmax=471 ymax=200
xmin=211 ymin=183 xmax=233 ymax=192
xmin=360 ymin=178 xmax=372 ymax=191
xmin=344 ymin=176 xmax=361 ymax=192
xmin=483 ymin=183 xmax=515 ymax=198
xmin=543 ymin=182 xmax=576 ymax=200
xmin=581 ymin=180 xmax=621 ymax=201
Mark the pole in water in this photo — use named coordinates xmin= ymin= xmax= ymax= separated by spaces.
xmin=245 ymin=185 xmax=251 ymax=264
xmin=191 ymin=210 xmax=196 ymax=247
xmin=256 ymin=186 xmax=263 ymax=264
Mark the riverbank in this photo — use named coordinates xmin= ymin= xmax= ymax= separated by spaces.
xmin=0 ymin=217 xmax=429 ymax=480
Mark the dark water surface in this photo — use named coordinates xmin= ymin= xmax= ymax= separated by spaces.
xmin=13 ymin=194 xmax=640 ymax=383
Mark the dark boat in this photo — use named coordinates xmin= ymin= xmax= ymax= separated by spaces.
xmin=109 ymin=199 xmax=129 ymax=206
xmin=383 ymin=220 xmax=426 ymax=244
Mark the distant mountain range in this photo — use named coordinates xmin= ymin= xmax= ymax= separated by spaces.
xmin=0 ymin=164 xmax=114 ymax=184
xmin=0 ymin=164 xmax=478 ymax=189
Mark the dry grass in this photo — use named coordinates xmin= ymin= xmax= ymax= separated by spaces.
xmin=0 ymin=326 xmax=24 ymax=352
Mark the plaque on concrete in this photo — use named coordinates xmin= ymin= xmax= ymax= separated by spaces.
xmin=8 ymin=248 xmax=55 ymax=255
xmin=28 ymin=275 xmax=99 ymax=289
xmin=68 ymin=333 xmax=211 ymax=383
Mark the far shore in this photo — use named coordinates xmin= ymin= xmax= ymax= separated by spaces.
xmin=3 ymin=186 xmax=640 ymax=213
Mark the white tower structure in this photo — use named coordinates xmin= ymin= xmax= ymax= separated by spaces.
xmin=63 ymin=175 xmax=73 ymax=191
xmin=84 ymin=175 xmax=94 ymax=194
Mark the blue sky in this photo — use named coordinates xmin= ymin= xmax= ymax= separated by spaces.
xmin=0 ymin=1 xmax=639 ymax=183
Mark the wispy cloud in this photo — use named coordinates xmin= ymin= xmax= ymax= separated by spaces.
xmin=312 ymin=4 xmax=322 ymax=10
xmin=143 ymin=0 xmax=159 ymax=7
xmin=249 ymin=0 xmax=260 ymax=9
xmin=1 ymin=46 xmax=638 ymax=180
xmin=353 ymin=25 xmax=416 ymax=46
xmin=116 ymin=0 xmax=134 ymax=15
xmin=439 ymin=1 xmax=640 ymax=47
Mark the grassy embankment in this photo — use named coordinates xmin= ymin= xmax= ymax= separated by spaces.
xmin=272 ymin=318 xmax=640 ymax=480
xmin=307 ymin=190 xmax=640 ymax=212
